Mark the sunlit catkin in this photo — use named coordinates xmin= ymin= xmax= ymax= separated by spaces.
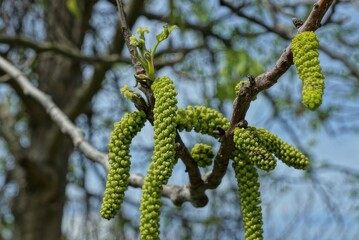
xmin=232 ymin=150 xmax=264 ymax=240
xmin=100 ymin=111 xmax=146 ymax=220
xmin=292 ymin=31 xmax=324 ymax=110
xmin=191 ymin=143 xmax=214 ymax=167
xmin=177 ymin=105 xmax=229 ymax=137
xmin=234 ymin=127 xmax=277 ymax=171
xmin=256 ymin=128 xmax=309 ymax=169
xmin=140 ymin=76 xmax=178 ymax=240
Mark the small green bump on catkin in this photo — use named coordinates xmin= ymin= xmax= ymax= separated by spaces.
xmin=234 ymin=127 xmax=277 ymax=171
xmin=100 ymin=111 xmax=147 ymax=220
xmin=256 ymin=128 xmax=309 ymax=169
xmin=140 ymin=76 xmax=178 ymax=240
xmin=191 ymin=143 xmax=214 ymax=167
xmin=292 ymin=31 xmax=325 ymax=110
xmin=176 ymin=105 xmax=230 ymax=137
xmin=232 ymin=150 xmax=264 ymax=240
xmin=120 ymin=84 xmax=137 ymax=101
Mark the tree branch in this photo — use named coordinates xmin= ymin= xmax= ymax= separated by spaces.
xmin=0 ymin=35 xmax=128 ymax=64
xmin=219 ymin=0 xmax=291 ymax=39
xmin=115 ymin=0 xmax=145 ymax=76
xmin=203 ymin=0 xmax=334 ymax=189
xmin=0 ymin=56 xmax=109 ymax=169
xmin=221 ymin=1 xmax=359 ymax=86
xmin=63 ymin=0 xmax=145 ymax=120
xmin=143 ymin=12 xmax=232 ymax=47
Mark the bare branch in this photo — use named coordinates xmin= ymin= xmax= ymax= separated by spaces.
xmin=0 ymin=56 xmax=109 ymax=169
xmin=220 ymin=0 xmax=291 ymax=39
xmin=0 ymin=74 xmax=11 ymax=83
xmin=0 ymin=35 xmax=128 ymax=64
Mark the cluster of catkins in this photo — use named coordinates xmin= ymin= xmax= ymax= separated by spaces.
xmin=100 ymin=30 xmax=322 ymax=240
xmin=232 ymin=126 xmax=309 ymax=240
xmin=101 ymin=81 xmax=310 ymax=240
xmin=100 ymin=76 xmax=233 ymax=239
xmin=177 ymin=105 xmax=230 ymax=136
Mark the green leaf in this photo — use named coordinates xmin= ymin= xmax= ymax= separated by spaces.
xmin=156 ymin=24 xmax=177 ymax=43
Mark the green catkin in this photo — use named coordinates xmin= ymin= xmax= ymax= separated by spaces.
xmin=140 ymin=76 xmax=178 ymax=240
xmin=176 ymin=105 xmax=230 ymax=136
xmin=232 ymin=150 xmax=264 ymax=240
xmin=292 ymin=31 xmax=325 ymax=110
xmin=191 ymin=143 xmax=214 ymax=167
xmin=234 ymin=127 xmax=277 ymax=171
xmin=100 ymin=111 xmax=147 ymax=220
xmin=256 ymin=128 xmax=309 ymax=169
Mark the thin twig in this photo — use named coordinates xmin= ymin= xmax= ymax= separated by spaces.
xmin=115 ymin=0 xmax=156 ymax=111
xmin=115 ymin=0 xmax=145 ymax=75
xmin=0 ymin=35 xmax=127 ymax=64
xmin=220 ymin=0 xmax=291 ymax=39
